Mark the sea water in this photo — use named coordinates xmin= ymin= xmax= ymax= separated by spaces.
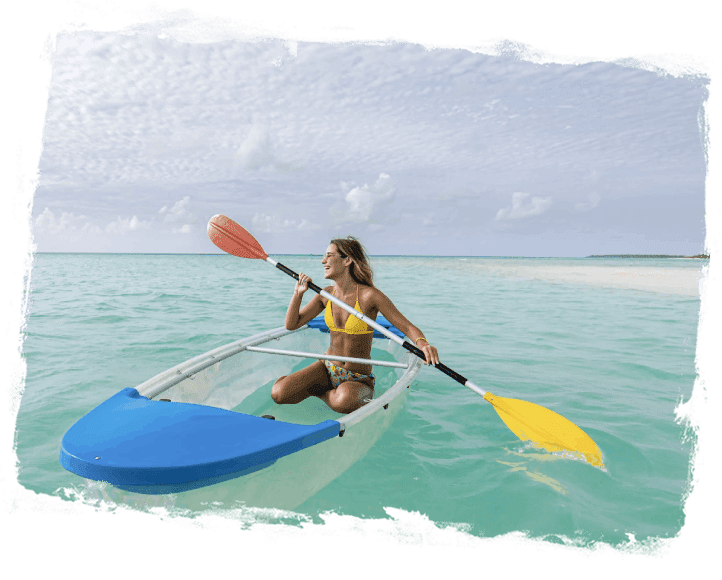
xmin=15 ymin=253 xmax=703 ymax=545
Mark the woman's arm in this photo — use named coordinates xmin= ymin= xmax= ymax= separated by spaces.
xmin=284 ymin=273 xmax=325 ymax=330
xmin=371 ymin=288 xmax=440 ymax=365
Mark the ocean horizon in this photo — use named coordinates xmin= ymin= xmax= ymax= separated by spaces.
xmin=32 ymin=251 xmax=711 ymax=258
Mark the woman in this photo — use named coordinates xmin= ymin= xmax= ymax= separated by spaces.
xmin=272 ymin=236 xmax=439 ymax=414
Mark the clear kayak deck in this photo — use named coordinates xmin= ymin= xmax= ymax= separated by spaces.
xmin=60 ymin=316 xmax=422 ymax=496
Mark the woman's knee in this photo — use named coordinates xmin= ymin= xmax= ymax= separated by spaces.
xmin=271 ymin=376 xmax=288 ymax=404
xmin=330 ymin=384 xmax=373 ymax=413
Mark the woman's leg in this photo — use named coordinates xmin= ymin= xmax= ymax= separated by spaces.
xmin=271 ymin=360 xmax=332 ymax=405
xmin=320 ymin=380 xmax=375 ymax=414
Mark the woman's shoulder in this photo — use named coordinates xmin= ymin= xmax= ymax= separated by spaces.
xmin=359 ymin=284 xmax=387 ymax=304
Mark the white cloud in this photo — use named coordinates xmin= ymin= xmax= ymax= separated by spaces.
xmin=343 ymin=173 xmax=395 ymax=222
xmin=252 ymin=213 xmax=320 ymax=233
xmin=159 ymin=196 xmax=198 ymax=224
xmin=81 ymin=222 xmax=103 ymax=235
xmin=36 ymin=199 xmax=198 ymax=241
xmin=297 ymin=219 xmax=320 ymax=231
xmin=575 ymin=192 xmax=601 ymax=212
xmin=495 ymin=192 xmax=552 ymax=221
xmin=34 ymin=207 xmax=104 ymax=236
xmin=105 ymin=215 xmax=153 ymax=235
xmin=34 ymin=207 xmax=89 ymax=234
xmin=237 ymin=125 xmax=275 ymax=170
xmin=172 ymin=224 xmax=194 ymax=234
xmin=32 ymin=35 xmax=706 ymax=257
xmin=159 ymin=196 xmax=199 ymax=234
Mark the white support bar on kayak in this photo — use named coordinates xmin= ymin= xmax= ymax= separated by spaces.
xmin=245 ymin=346 xmax=409 ymax=369
xmin=137 ymin=325 xmax=304 ymax=400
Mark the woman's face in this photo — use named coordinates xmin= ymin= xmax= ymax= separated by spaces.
xmin=322 ymin=244 xmax=348 ymax=279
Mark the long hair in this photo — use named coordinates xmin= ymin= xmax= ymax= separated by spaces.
xmin=330 ymin=236 xmax=374 ymax=287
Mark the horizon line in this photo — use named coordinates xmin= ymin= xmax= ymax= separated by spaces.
xmin=33 ymin=252 xmax=708 ymax=259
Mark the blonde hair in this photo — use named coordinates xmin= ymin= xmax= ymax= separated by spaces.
xmin=330 ymin=236 xmax=374 ymax=287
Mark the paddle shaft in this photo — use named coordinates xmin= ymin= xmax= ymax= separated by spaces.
xmin=207 ymin=214 xmax=604 ymax=467
xmin=269 ymin=257 xmax=487 ymax=397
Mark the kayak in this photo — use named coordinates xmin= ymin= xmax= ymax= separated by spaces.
xmin=201 ymin=213 xmax=605 ymax=473
xmin=59 ymin=315 xmax=422 ymax=497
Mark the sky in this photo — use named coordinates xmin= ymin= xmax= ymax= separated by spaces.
xmin=32 ymin=32 xmax=708 ymax=256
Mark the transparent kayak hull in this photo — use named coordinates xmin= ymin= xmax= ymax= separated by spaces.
xmin=60 ymin=316 xmax=422 ymax=501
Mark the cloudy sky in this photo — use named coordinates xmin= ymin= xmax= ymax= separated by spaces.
xmin=32 ymin=33 xmax=707 ymax=256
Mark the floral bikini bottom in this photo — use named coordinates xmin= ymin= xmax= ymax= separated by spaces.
xmin=323 ymin=360 xmax=375 ymax=389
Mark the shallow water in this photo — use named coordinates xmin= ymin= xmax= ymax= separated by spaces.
xmin=17 ymin=253 xmax=703 ymax=544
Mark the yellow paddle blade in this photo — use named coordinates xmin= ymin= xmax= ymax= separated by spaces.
xmin=483 ymin=392 xmax=604 ymax=468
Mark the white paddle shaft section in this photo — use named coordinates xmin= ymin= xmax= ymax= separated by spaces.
xmin=264 ymin=256 xmax=488 ymax=397
xmin=245 ymin=346 xmax=409 ymax=368
xmin=265 ymin=256 xmax=405 ymax=346
xmin=464 ymin=380 xmax=487 ymax=397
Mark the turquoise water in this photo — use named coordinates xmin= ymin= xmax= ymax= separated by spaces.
xmin=17 ymin=253 xmax=702 ymax=544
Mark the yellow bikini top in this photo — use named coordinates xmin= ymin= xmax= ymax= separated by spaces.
xmin=324 ymin=286 xmax=374 ymax=335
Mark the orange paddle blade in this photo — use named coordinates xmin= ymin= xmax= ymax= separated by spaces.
xmin=207 ymin=214 xmax=267 ymax=260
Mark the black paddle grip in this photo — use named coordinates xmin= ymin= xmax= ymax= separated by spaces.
xmin=276 ymin=262 xmax=323 ymax=293
xmin=402 ymin=341 xmax=468 ymax=385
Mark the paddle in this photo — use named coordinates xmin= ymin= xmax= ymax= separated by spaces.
xmin=207 ymin=214 xmax=605 ymax=468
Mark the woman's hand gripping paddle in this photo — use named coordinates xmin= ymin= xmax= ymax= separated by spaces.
xmin=207 ymin=214 xmax=605 ymax=468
